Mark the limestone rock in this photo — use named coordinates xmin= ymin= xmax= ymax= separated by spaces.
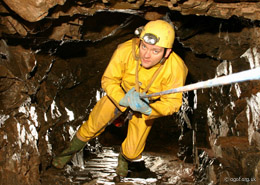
xmin=3 ymin=0 xmax=66 ymax=22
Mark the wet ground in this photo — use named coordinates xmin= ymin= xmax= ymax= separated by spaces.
xmin=42 ymin=146 xmax=194 ymax=185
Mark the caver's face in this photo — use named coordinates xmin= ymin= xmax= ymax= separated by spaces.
xmin=139 ymin=41 xmax=171 ymax=69
xmin=139 ymin=41 xmax=164 ymax=69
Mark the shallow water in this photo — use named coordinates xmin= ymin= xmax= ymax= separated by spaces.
xmin=43 ymin=147 xmax=194 ymax=185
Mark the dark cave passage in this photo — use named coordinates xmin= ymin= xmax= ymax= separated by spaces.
xmin=38 ymin=14 xmax=197 ymax=184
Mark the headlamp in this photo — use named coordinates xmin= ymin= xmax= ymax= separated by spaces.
xmin=142 ymin=33 xmax=160 ymax=45
xmin=134 ymin=26 xmax=143 ymax=36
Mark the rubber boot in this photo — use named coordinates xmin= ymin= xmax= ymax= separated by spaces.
xmin=52 ymin=135 xmax=86 ymax=169
xmin=116 ymin=153 xmax=129 ymax=177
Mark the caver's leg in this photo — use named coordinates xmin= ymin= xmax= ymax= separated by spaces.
xmin=52 ymin=95 xmax=116 ymax=169
xmin=116 ymin=115 xmax=154 ymax=177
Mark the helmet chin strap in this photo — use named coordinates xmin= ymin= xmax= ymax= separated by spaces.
xmin=159 ymin=48 xmax=167 ymax=64
xmin=159 ymin=57 xmax=166 ymax=64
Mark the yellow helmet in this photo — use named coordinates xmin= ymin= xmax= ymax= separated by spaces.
xmin=139 ymin=20 xmax=175 ymax=48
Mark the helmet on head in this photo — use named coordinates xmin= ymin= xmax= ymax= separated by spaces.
xmin=138 ymin=20 xmax=175 ymax=49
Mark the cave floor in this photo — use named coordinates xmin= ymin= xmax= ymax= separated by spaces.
xmin=41 ymin=146 xmax=194 ymax=185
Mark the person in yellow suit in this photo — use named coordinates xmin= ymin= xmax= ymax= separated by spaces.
xmin=52 ymin=19 xmax=188 ymax=178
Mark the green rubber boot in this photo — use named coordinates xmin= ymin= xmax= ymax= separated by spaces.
xmin=52 ymin=135 xmax=86 ymax=169
xmin=116 ymin=153 xmax=129 ymax=177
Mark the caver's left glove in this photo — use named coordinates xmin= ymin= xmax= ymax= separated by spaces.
xmin=128 ymin=90 xmax=152 ymax=116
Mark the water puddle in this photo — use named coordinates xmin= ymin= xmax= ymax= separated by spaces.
xmin=54 ymin=147 xmax=195 ymax=185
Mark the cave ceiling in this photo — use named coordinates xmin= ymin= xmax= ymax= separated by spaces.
xmin=0 ymin=0 xmax=259 ymax=43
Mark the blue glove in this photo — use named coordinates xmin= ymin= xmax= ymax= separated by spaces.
xmin=128 ymin=91 xmax=152 ymax=116
xmin=119 ymin=87 xmax=135 ymax=107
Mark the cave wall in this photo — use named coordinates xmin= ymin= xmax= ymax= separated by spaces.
xmin=0 ymin=0 xmax=260 ymax=185
xmin=166 ymin=14 xmax=260 ymax=183
xmin=0 ymin=13 xmax=146 ymax=185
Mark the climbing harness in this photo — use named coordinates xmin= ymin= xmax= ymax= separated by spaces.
xmin=111 ymin=38 xmax=166 ymax=127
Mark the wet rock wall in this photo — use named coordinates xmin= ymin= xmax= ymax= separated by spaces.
xmin=185 ymin=19 xmax=260 ymax=184
xmin=0 ymin=14 xmax=146 ymax=185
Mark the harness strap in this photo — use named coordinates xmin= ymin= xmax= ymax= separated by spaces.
xmin=143 ymin=63 xmax=164 ymax=93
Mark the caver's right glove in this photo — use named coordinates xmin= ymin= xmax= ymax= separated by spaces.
xmin=119 ymin=87 xmax=135 ymax=107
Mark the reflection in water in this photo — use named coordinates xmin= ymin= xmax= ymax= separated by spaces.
xmin=63 ymin=147 xmax=194 ymax=184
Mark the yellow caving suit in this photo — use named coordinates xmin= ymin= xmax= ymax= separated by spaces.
xmin=77 ymin=39 xmax=188 ymax=160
